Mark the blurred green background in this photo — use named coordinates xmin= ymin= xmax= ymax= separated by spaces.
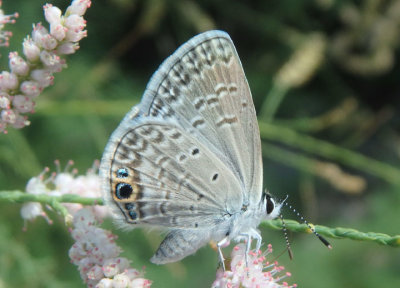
xmin=1 ymin=0 xmax=400 ymax=287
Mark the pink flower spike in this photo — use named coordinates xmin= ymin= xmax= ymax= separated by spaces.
xmin=69 ymin=209 xmax=152 ymax=287
xmin=0 ymin=0 xmax=90 ymax=132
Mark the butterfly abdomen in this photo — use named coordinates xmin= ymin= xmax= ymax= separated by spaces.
xmin=150 ymin=229 xmax=210 ymax=264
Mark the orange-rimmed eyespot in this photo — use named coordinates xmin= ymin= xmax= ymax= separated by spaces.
xmin=115 ymin=183 xmax=133 ymax=199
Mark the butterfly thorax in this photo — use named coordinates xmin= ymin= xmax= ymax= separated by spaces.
xmin=214 ymin=198 xmax=266 ymax=243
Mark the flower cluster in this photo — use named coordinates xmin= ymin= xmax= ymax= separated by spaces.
xmin=212 ymin=244 xmax=296 ymax=288
xmin=69 ymin=209 xmax=152 ymax=288
xmin=0 ymin=0 xmax=18 ymax=47
xmin=0 ymin=0 xmax=91 ymax=133
xmin=20 ymin=160 xmax=108 ymax=228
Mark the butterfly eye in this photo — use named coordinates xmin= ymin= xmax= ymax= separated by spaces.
xmin=265 ymin=193 xmax=275 ymax=214
xmin=115 ymin=183 xmax=133 ymax=199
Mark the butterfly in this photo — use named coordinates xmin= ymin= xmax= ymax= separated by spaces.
xmin=100 ymin=30 xmax=284 ymax=269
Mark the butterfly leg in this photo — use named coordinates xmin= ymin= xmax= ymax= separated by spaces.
xmin=217 ymin=236 xmax=230 ymax=271
xmin=239 ymin=228 xmax=262 ymax=268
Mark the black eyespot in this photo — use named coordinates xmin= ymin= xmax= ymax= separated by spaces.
xmin=212 ymin=173 xmax=218 ymax=181
xmin=117 ymin=168 xmax=129 ymax=178
xmin=129 ymin=210 xmax=137 ymax=220
xmin=266 ymin=193 xmax=275 ymax=214
xmin=115 ymin=183 xmax=133 ymax=199
xmin=125 ymin=203 xmax=135 ymax=210
xmin=192 ymin=148 xmax=199 ymax=155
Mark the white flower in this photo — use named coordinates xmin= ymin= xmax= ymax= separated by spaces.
xmin=66 ymin=0 xmax=91 ymax=16
xmin=212 ymin=243 xmax=297 ymax=288
xmin=0 ymin=92 xmax=10 ymax=108
xmin=22 ymin=37 xmax=40 ymax=61
xmin=44 ymin=4 xmax=62 ymax=26
xmin=9 ymin=52 xmax=29 ymax=76
xmin=12 ymin=95 xmax=35 ymax=113
xmin=69 ymin=209 xmax=152 ymax=287
xmin=0 ymin=71 xmax=18 ymax=90
xmin=20 ymin=160 xmax=109 ymax=228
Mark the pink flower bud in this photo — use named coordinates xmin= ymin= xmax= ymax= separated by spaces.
xmin=57 ymin=42 xmax=78 ymax=55
xmin=65 ymin=14 xmax=86 ymax=31
xmin=41 ymin=34 xmax=58 ymax=50
xmin=31 ymin=69 xmax=54 ymax=87
xmin=40 ymin=50 xmax=62 ymax=70
xmin=67 ymin=0 xmax=92 ymax=16
xmin=32 ymin=23 xmax=49 ymax=47
xmin=9 ymin=52 xmax=29 ymax=76
xmin=12 ymin=95 xmax=35 ymax=113
xmin=20 ymin=80 xmax=41 ymax=97
xmin=20 ymin=202 xmax=44 ymax=221
xmin=112 ymin=274 xmax=130 ymax=288
xmin=0 ymin=71 xmax=18 ymax=90
xmin=95 ymin=278 xmax=113 ymax=288
xmin=23 ymin=37 xmax=41 ymax=61
xmin=0 ymin=92 xmax=11 ymax=109
xmin=66 ymin=28 xmax=87 ymax=42
xmin=131 ymin=278 xmax=152 ymax=288
xmin=50 ymin=23 xmax=67 ymax=41
xmin=44 ymin=4 xmax=62 ymax=25
xmin=1 ymin=109 xmax=16 ymax=124
xmin=87 ymin=265 xmax=103 ymax=281
xmin=12 ymin=114 xmax=30 ymax=128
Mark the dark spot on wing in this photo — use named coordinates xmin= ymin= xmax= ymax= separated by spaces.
xmin=115 ymin=183 xmax=133 ymax=199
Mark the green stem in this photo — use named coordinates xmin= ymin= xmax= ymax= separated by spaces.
xmin=2 ymin=191 xmax=399 ymax=247
xmin=36 ymin=99 xmax=136 ymax=117
xmin=262 ymin=219 xmax=400 ymax=247
xmin=0 ymin=191 xmax=104 ymax=205
xmin=259 ymin=122 xmax=400 ymax=186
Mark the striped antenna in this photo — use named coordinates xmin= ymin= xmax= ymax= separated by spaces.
xmin=279 ymin=213 xmax=293 ymax=259
xmin=282 ymin=196 xmax=332 ymax=250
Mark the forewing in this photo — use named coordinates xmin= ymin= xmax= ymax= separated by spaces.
xmin=101 ymin=116 xmax=243 ymax=229
xmin=140 ymin=31 xmax=263 ymax=205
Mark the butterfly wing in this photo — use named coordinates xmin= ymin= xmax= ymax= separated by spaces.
xmin=101 ymin=30 xmax=263 ymax=229
xmin=101 ymin=114 xmax=243 ymax=229
xmin=140 ymin=30 xmax=263 ymax=205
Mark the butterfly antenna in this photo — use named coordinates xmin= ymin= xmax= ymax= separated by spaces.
xmin=279 ymin=213 xmax=293 ymax=260
xmin=282 ymin=197 xmax=332 ymax=250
